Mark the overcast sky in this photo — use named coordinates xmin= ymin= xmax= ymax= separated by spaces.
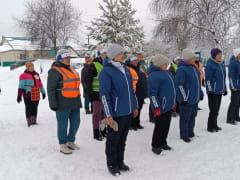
xmin=0 ymin=0 xmax=155 ymax=43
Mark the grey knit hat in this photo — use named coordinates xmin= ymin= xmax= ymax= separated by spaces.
xmin=182 ymin=48 xmax=196 ymax=60
xmin=152 ymin=54 xmax=170 ymax=67
xmin=107 ymin=44 xmax=126 ymax=60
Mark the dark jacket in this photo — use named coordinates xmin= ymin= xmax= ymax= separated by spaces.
xmin=86 ymin=56 xmax=103 ymax=101
xmin=148 ymin=64 xmax=176 ymax=114
xmin=81 ymin=63 xmax=90 ymax=97
xmin=228 ymin=55 xmax=240 ymax=90
xmin=205 ymin=58 xmax=226 ymax=94
xmin=47 ymin=61 xmax=82 ymax=111
xmin=99 ymin=61 xmax=138 ymax=117
xmin=176 ymin=60 xmax=204 ymax=105
xmin=125 ymin=62 xmax=148 ymax=99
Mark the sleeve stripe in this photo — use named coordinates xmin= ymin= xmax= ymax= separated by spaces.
xmin=230 ymin=78 xmax=235 ymax=89
xmin=101 ymin=95 xmax=111 ymax=117
xmin=179 ymin=85 xmax=187 ymax=101
xmin=207 ymin=80 xmax=212 ymax=91
xmin=151 ymin=96 xmax=159 ymax=108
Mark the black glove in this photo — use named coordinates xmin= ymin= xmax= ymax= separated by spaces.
xmin=17 ymin=96 xmax=22 ymax=103
xmin=223 ymin=91 xmax=228 ymax=96
xmin=181 ymin=101 xmax=187 ymax=106
xmin=42 ymin=94 xmax=46 ymax=100
xmin=50 ymin=107 xmax=58 ymax=111
xmin=200 ymin=96 xmax=204 ymax=101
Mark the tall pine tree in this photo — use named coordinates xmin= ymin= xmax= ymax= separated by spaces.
xmin=88 ymin=0 xmax=144 ymax=54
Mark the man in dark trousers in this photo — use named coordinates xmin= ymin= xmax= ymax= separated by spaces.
xmin=81 ymin=55 xmax=93 ymax=114
xmin=227 ymin=48 xmax=240 ymax=125
xmin=86 ymin=49 xmax=107 ymax=141
xmin=99 ymin=44 xmax=138 ymax=176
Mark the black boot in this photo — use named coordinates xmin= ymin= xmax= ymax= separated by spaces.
xmin=152 ymin=147 xmax=162 ymax=155
xmin=26 ymin=118 xmax=31 ymax=127
xmin=100 ymin=128 xmax=107 ymax=138
xmin=93 ymin=129 xmax=103 ymax=141
xmin=85 ymin=109 xmax=91 ymax=114
xmin=108 ymin=166 xmax=121 ymax=176
xmin=31 ymin=116 xmax=38 ymax=125
xmin=119 ymin=162 xmax=130 ymax=171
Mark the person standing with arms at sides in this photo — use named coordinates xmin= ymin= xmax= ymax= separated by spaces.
xmin=227 ymin=48 xmax=240 ymax=125
xmin=148 ymin=54 xmax=176 ymax=155
xmin=86 ymin=49 xmax=107 ymax=141
xmin=126 ymin=56 xmax=148 ymax=130
xmin=17 ymin=62 xmax=46 ymax=127
xmin=99 ymin=44 xmax=138 ymax=176
xmin=47 ymin=49 xmax=82 ymax=155
xmin=81 ymin=55 xmax=93 ymax=114
xmin=176 ymin=49 xmax=204 ymax=143
xmin=205 ymin=48 xmax=227 ymax=132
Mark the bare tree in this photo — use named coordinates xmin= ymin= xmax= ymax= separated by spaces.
xmin=17 ymin=0 xmax=81 ymax=54
xmin=150 ymin=0 xmax=240 ymax=51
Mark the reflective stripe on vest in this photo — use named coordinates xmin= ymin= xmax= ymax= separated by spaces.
xmin=92 ymin=62 xmax=103 ymax=92
xmin=53 ymin=66 xmax=81 ymax=98
xmin=126 ymin=66 xmax=139 ymax=93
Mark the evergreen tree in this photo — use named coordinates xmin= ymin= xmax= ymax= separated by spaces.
xmin=88 ymin=0 xmax=144 ymax=54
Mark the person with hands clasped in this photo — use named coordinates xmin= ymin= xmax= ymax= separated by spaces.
xmin=148 ymin=54 xmax=176 ymax=155
xmin=176 ymin=49 xmax=204 ymax=143
xmin=226 ymin=48 xmax=240 ymax=125
xmin=205 ymin=48 xmax=227 ymax=132
xmin=99 ymin=44 xmax=138 ymax=176
xmin=17 ymin=62 xmax=46 ymax=127
xmin=47 ymin=49 xmax=82 ymax=155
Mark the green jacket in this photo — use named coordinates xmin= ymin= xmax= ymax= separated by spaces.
xmin=47 ymin=61 xmax=82 ymax=111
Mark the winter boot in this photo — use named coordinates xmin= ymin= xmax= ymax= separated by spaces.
xmin=162 ymin=144 xmax=172 ymax=151
xmin=119 ymin=162 xmax=130 ymax=171
xmin=60 ymin=144 xmax=72 ymax=154
xmin=26 ymin=118 xmax=31 ymax=127
xmin=93 ymin=129 xmax=104 ymax=141
xmin=100 ymin=128 xmax=107 ymax=138
xmin=85 ymin=109 xmax=91 ymax=114
xmin=152 ymin=147 xmax=162 ymax=155
xmin=31 ymin=116 xmax=38 ymax=125
xmin=108 ymin=166 xmax=121 ymax=176
xmin=66 ymin=142 xmax=80 ymax=150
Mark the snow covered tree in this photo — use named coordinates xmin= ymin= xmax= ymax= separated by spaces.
xmin=87 ymin=0 xmax=145 ymax=54
xmin=17 ymin=0 xmax=81 ymax=54
xmin=150 ymin=0 xmax=240 ymax=51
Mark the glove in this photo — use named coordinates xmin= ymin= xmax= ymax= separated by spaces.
xmin=42 ymin=94 xmax=46 ymax=100
xmin=172 ymin=103 xmax=177 ymax=112
xmin=200 ymin=96 xmax=204 ymax=101
xmin=50 ymin=107 xmax=58 ymax=111
xmin=181 ymin=101 xmax=187 ymax=106
xmin=17 ymin=96 xmax=22 ymax=103
xmin=223 ymin=90 xmax=228 ymax=96
xmin=154 ymin=108 xmax=161 ymax=118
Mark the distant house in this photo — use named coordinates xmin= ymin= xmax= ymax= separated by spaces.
xmin=47 ymin=46 xmax=81 ymax=59
xmin=0 ymin=36 xmax=48 ymax=66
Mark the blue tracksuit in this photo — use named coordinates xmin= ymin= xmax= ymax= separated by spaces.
xmin=228 ymin=56 xmax=240 ymax=90
xmin=148 ymin=64 xmax=176 ymax=114
xmin=176 ymin=60 xmax=203 ymax=139
xmin=205 ymin=58 xmax=227 ymax=94
xmin=99 ymin=61 xmax=138 ymax=169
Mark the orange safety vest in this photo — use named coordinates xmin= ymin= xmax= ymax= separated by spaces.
xmin=194 ymin=62 xmax=204 ymax=85
xmin=53 ymin=66 xmax=81 ymax=98
xmin=127 ymin=66 xmax=139 ymax=93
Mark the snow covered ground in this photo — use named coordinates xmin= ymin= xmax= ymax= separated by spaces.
xmin=0 ymin=60 xmax=240 ymax=180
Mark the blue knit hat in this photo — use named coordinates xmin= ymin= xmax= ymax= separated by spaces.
xmin=56 ymin=49 xmax=70 ymax=61
xmin=211 ymin=48 xmax=222 ymax=59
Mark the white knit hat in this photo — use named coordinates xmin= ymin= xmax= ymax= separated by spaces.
xmin=152 ymin=54 xmax=170 ymax=67
xmin=182 ymin=48 xmax=196 ymax=60
xmin=233 ymin=48 xmax=240 ymax=57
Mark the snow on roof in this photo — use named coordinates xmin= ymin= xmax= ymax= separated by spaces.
xmin=0 ymin=37 xmax=42 ymax=53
